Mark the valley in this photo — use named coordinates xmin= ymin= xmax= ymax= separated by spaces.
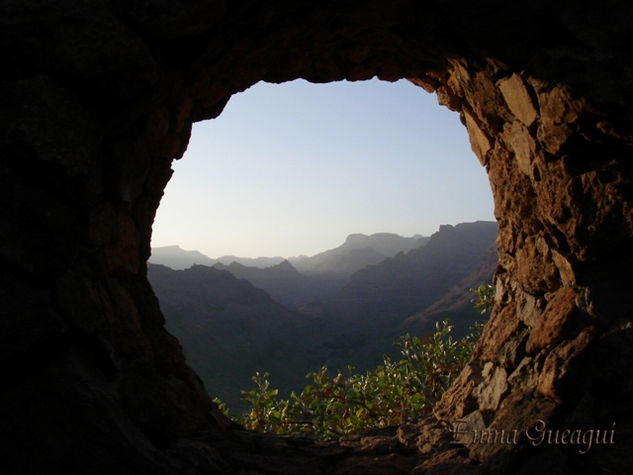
xmin=148 ymin=221 xmax=498 ymax=413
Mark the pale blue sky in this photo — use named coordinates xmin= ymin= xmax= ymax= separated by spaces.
xmin=151 ymin=78 xmax=495 ymax=258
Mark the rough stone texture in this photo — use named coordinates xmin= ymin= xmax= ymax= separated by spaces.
xmin=1 ymin=1 xmax=633 ymax=474
xmin=473 ymin=364 xmax=508 ymax=412
xmin=525 ymin=287 xmax=577 ymax=354
xmin=498 ymin=74 xmax=538 ymax=127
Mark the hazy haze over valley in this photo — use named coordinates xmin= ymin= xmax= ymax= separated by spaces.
xmin=148 ymin=222 xmax=498 ymax=411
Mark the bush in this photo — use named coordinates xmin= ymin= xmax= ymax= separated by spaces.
xmin=226 ymin=319 xmax=482 ymax=439
xmin=216 ymin=285 xmax=492 ymax=440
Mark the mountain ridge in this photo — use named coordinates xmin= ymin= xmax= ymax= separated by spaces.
xmin=289 ymin=232 xmax=429 ymax=276
xmin=149 ymin=245 xmax=287 ymax=270
xmin=150 ymin=232 xmax=430 ymax=275
xmin=148 ymin=222 xmax=498 ymax=411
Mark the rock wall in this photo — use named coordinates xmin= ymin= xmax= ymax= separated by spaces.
xmin=1 ymin=1 xmax=631 ymax=473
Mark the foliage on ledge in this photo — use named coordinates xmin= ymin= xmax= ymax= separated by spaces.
xmin=214 ymin=285 xmax=494 ymax=440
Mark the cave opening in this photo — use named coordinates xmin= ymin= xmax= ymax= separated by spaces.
xmin=147 ymin=77 xmax=498 ymax=418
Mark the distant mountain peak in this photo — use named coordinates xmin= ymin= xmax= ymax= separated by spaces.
xmin=290 ymin=232 xmax=429 ymax=277
xmin=345 ymin=233 xmax=368 ymax=244
xmin=276 ymin=259 xmax=295 ymax=269
xmin=345 ymin=232 xmax=405 ymax=244
xmin=149 ymin=245 xmax=216 ymax=270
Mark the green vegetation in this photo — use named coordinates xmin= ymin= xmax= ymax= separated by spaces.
xmin=214 ymin=285 xmax=494 ymax=440
xmin=472 ymin=283 xmax=495 ymax=315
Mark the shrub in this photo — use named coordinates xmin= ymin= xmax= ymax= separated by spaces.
xmin=232 ymin=319 xmax=483 ymax=439
xmin=216 ymin=285 xmax=492 ymax=440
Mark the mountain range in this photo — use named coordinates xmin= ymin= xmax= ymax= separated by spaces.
xmin=150 ymin=232 xmax=428 ymax=275
xmin=320 ymin=222 xmax=498 ymax=323
xmin=290 ymin=222 xmax=499 ymax=371
xmin=149 ymin=246 xmax=285 ymax=270
xmin=289 ymin=232 xmax=429 ymax=276
xmin=151 ymin=233 xmax=430 ymax=309
xmin=148 ymin=222 xmax=498 ymax=412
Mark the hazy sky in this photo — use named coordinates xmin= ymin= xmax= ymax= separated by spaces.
xmin=151 ymin=78 xmax=495 ymax=258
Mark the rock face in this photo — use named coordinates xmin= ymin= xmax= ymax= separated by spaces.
xmin=1 ymin=1 xmax=632 ymax=474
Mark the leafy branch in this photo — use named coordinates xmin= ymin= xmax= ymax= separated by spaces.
xmin=217 ymin=285 xmax=493 ymax=440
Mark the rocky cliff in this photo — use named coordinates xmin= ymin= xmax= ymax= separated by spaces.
xmin=1 ymin=1 xmax=632 ymax=474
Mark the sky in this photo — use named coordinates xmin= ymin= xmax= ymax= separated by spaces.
xmin=151 ymin=78 xmax=495 ymax=258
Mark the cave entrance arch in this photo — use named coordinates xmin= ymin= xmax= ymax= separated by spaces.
xmin=149 ymin=77 xmax=497 ymax=415
xmin=3 ymin=2 xmax=632 ymax=473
